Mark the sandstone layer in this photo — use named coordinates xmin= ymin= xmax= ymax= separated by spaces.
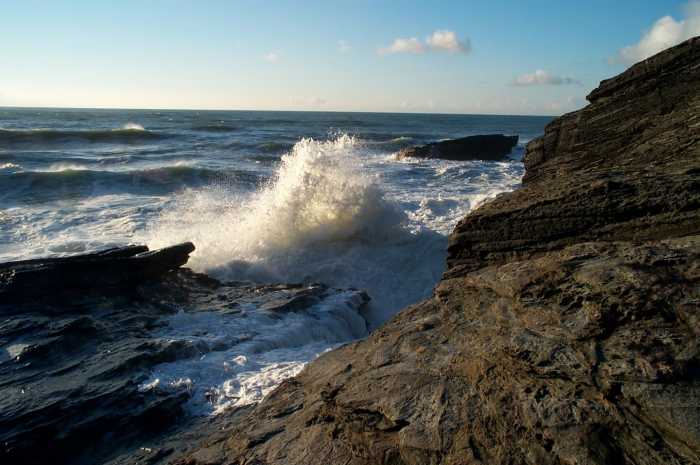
xmin=178 ymin=37 xmax=700 ymax=465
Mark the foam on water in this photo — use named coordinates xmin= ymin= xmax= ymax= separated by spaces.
xmin=138 ymin=289 xmax=368 ymax=415
xmin=122 ymin=122 xmax=145 ymax=131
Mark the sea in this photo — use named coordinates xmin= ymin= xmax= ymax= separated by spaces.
xmin=0 ymin=108 xmax=551 ymax=457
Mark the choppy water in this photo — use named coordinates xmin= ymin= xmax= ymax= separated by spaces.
xmin=0 ymin=107 xmax=550 ymax=461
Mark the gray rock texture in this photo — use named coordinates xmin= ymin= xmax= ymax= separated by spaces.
xmin=175 ymin=37 xmax=700 ymax=465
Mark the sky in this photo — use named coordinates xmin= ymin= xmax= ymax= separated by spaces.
xmin=1 ymin=0 xmax=698 ymax=115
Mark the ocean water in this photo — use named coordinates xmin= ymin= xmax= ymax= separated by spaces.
xmin=0 ymin=107 xmax=551 ymax=419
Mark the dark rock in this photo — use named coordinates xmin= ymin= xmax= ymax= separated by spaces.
xmin=175 ymin=38 xmax=700 ymax=464
xmin=397 ymin=134 xmax=519 ymax=161
xmin=0 ymin=242 xmax=195 ymax=302
xmin=0 ymin=267 xmax=369 ymax=465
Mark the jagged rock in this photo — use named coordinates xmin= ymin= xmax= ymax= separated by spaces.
xmin=0 ymin=242 xmax=195 ymax=302
xmin=397 ymin=134 xmax=519 ymax=161
xmin=175 ymin=38 xmax=700 ymax=464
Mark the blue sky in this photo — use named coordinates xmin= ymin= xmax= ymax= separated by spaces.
xmin=1 ymin=0 xmax=698 ymax=115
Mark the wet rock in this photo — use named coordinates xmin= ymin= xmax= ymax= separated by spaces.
xmin=176 ymin=38 xmax=700 ymax=464
xmin=397 ymin=134 xmax=519 ymax=161
xmin=0 ymin=243 xmax=196 ymax=303
xmin=0 ymin=267 xmax=369 ymax=465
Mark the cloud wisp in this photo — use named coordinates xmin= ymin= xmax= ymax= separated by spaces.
xmin=338 ymin=40 xmax=351 ymax=53
xmin=264 ymin=52 xmax=280 ymax=63
xmin=379 ymin=37 xmax=425 ymax=55
xmin=379 ymin=29 xmax=469 ymax=55
xmin=288 ymin=96 xmax=327 ymax=107
xmin=611 ymin=1 xmax=700 ymax=65
xmin=511 ymin=70 xmax=581 ymax=86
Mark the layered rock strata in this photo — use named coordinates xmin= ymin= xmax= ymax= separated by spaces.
xmin=177 ymin=37 xmax=700 ymax=465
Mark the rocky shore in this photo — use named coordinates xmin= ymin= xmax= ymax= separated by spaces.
xmin=176 ymin=38 xmax=700 ymax=464
xmin=0 ymin=265 xmax=369 ymax=465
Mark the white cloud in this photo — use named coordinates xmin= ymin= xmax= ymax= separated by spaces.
xmin=338 ymin=40 xmax=351 ymax=53
xmin=379 ymin=29 xmax=470 ymax=55
xmin=379 ymin=37 xmax=425 ymax=55
xmin=426 ymin=30 xmax=470 ymax=53
xmin=611 ymin=1 xmax=700 ymax=65
xmin=511 ymin=69 xmax=581 ymax=86
xmin=264 ymin=52 xmax=280 ymax=63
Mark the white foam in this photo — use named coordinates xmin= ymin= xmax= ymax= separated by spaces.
xmin=44 ymin=162 xmax=90 ymax=172
xmin=138 ymin=289 xmax=368 ymax=415
xmin=122 ymin=122 xmax=145 ymax=131
xmin=141 ymin=135 xmax=441 ymax=324
xmin=140 ymin=135 xmax=524 ymax=326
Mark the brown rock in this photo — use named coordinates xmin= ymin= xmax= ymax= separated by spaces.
xmin=176 ymin=37 xmax=700 ymax=465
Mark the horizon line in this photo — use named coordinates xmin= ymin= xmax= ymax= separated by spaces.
xmin=0 ymin=104 xmax=558 ymax=119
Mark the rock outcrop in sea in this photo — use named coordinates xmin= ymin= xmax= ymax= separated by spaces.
xmin=397 ymin=134 xmax=519 ymax=161
xmin=0 ymin=243 xmax=195 ymax=302
xmin=177 ymin=37 xmax=700 ymax=464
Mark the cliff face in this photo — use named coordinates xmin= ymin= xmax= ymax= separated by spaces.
xmin=447 ymin=36 xmax=700 ymax=277
xmin=178 ymin=38 xmax=700 ymax=465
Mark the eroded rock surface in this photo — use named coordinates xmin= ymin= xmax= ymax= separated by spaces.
xmin=176 ymin=38 xmax=700 ymax=465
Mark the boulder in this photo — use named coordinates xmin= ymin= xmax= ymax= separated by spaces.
xmin=397 ymin=134 xmax=519 ymax=161
xmin=174 ymin=37 xmax=700 ymax=465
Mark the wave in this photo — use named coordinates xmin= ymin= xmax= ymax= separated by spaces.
xmin=145 ymin=135 xmax=406 ymax=258
xmin=0 ymin=127 xmax=168 ymax=146
xmin=122 ymin=122 xmax=145 ymax=131
xmin=141 ymin=134 xmax=447 ymax=326
xmin=2 ymin=165 xmax=262 ymax=202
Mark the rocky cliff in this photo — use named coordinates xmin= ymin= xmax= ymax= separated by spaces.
xmin=177 ymin=37 xmax=700 ymax=465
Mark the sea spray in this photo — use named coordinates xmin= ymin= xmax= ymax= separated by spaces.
xmin=122 ymin=122 xmax=145 ymax=131
xmin=142 ymin=135 xmax=446 ymax=325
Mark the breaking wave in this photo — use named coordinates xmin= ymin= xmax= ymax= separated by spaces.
xmin=142 ymin=134 xmax=446 ymax=325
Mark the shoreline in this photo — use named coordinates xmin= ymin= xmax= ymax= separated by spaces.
xmin=175 ymin=36 xmax=700 ymax=465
